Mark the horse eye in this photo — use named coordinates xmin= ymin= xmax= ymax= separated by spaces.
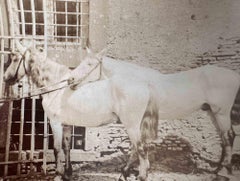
xmin=13 ymin=58 xmax=18 ymax=63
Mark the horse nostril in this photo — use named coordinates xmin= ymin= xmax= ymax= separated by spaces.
xmin=3 ymin=75 xmax=9 ymax=82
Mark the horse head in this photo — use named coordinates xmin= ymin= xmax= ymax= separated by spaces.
xmin=4 ymin=41 xmax=46 ymax=85
xmin=4 ymin=41 xmax=31 ymax=85
xmin=84 ymin=47 xmax=107 ymax=64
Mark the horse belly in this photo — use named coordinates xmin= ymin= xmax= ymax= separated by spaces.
xmin=62 ymin=80 xmax=115 ymax=127
xmin=155 ymin=85 xmax=206 ymax=119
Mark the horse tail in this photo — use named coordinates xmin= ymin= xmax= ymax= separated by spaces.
xmin=230 ymin=85 xmax=240 ymax=154
xmin=140 ymin=86 xmax=159 ymax=143
xmin=231 ymin=86 xmax=240 ymax=126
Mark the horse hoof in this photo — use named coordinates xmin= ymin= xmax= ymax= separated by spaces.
xmin=137 ymin=175 xmax=147 ymax=181
xmin=62 ymin=174 xmax=71 ymax=181
xmin=214 ymin=175 xmax=229 ymax=181
xmin=225 ymin=165 xmax=232 ymax=174
xmin=217 ymin=167 xmax=231 ymax=180
xmin=54 ymin=175 xmax=63 ymax=181
xmin=65 ymin=166 xmax=73 ymax=176
xmin=121 ymin=167 xmax=130 ymax=179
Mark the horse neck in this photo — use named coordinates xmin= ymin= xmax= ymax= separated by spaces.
xmin=30 ymin=58 xmax=70 ymax=88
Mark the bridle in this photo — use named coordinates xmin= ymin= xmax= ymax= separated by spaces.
xmin=11 ymin=49 xmax=30 ymax=82
xmin=1 ymin=50 xmax=103 ymax=103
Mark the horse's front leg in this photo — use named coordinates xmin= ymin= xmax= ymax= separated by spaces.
xmin=124 ymin=130 xmax=150 ymax=181
xmin=62 ymin=125 xmax=73 ymax=179
xmin=50 ymin=120 xmax=64 ymax=175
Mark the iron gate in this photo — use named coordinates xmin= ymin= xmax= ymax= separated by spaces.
xmin=0 ymin=0 xmax=89 ymax=179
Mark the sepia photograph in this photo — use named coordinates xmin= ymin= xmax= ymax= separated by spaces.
xmin=0 ymin=0 xmax=240 ymax=180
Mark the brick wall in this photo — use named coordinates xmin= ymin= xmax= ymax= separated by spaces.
xmin=195 ymin=37 xmax=240 ymax=73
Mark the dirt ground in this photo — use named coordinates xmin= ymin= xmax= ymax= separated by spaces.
xmin=8 ymin=151 xmax=240 ymax=181
xmin=8 ymin=170 xmax=240 ymax=181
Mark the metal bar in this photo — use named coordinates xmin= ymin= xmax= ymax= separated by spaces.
xmin=18 ymin=22 xmax=45 ymax=25
xmin=52 ymin=11 xmax=88 ymax=15
xmin=56 ymin=0 xmax=89 ymax=2
xmin=6 ymin=0 xmax=15 ymax=51
xmin=4 ymin=101 xmax=13 ymax=177
xmin=43 ymin=0 xmax=48 ymax=50
xmin=0 ymin=35 xmax=88 ymax=39
xmin=72 ymin=126 xmax=74 ymax=149
xmin=4 ymin=0 xmax=15 ymax=176
xmin=42 ymin=112 xmax=48 ymax=174
xmin=0 ymin=158 xmax=45 ymax=165
xmin=16 ymin=0 xmax=26 ymax=174
xmin=53 ymin=0 xmax=57 ymax=44
xmin=30 ymin=0 xmax=36 ymax=37
xmin=65 ymin=1 xmax=68 ymax=42
xmin=80 ymin=0 xmax=83 ymax=41
xmin=42 ymin=0 xmax=48 ymax=174
xmin=17 ymin=99 xmax=25 ymax=175
xmin=76 ymin=1 xmax=79 ymax=42
xmin=18 ymin=22 xmax=88 ymax=27
xmin=15 ymin=9 xmax=89 ymax=15
xmin=30 ymin=98 xmax=36 ymax=172
xmin=0 ymin=6 xmax=5 ymax=98
xmin=19 ymin=0 xmax=26 ymax=36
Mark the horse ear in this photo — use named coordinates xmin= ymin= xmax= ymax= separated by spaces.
xmin=86 ymin=47 xmax=93 ymax=54
xmin=96 ymin=48 xmax=107 ymax=60
xmin=15 ymin=40 xmax=27 ymax=55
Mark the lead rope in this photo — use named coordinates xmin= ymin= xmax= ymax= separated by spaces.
xmin=0 ymin=56 xmax=103 ymax=103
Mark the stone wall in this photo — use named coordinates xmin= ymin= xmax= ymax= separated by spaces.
xmin=85 ymin=1 xmax=240 ymax=172
xmin=90 ymin=0 xmax=240 ymax=72
xmin=86 ymin=111 xmax=222 ymax=171
xmin=85 ymin=31 xmax=240 ymax=172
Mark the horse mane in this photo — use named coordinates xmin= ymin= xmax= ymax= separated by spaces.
xmin=29 ymin=49 xmax=70 ymax=87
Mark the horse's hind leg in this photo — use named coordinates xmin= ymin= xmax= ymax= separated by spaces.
xmin=208 ymin=111 xmax=233 ymax=174
xmin=62 ymin=125 xmax=72 ymax=179
xmin=137 ymin=141 xmax=150 ymax=181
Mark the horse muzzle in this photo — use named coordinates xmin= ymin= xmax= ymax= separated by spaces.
xmin=3 ymin=74 xmax=18 ymax=85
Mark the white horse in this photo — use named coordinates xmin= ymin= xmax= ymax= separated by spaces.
xmin=4 ymin=41 xmax=240 ymax=180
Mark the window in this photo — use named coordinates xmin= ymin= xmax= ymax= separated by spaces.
xmin=13 ymin=0 xmax=89 ymax=45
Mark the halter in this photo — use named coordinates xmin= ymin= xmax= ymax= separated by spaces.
xmin=0 ymin=50 xmax=102 ymax=103
xmin=12 ymin=49 xmax=30 ymax=81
